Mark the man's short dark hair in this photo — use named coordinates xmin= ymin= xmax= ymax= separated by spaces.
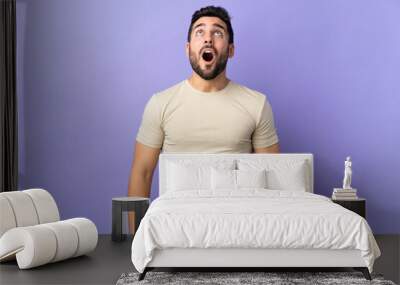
xmin=187 ymin=6 xmax=234 ymax=44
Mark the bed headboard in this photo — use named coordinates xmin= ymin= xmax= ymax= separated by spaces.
xmin=158 ymin=153 xmax=314 ymax=195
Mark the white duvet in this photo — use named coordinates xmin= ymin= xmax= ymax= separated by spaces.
xmin=131 ymin=189 xmax=380 ymax=273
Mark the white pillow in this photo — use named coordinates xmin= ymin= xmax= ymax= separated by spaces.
xmin=166 ymin=159 xmax=235 ymax=192
xmin=237 ymin=159 xmax=309 ymax=191
xmin=211 ymin=168 xmax=236 ymax=190
xmin=211 ymin=168 xmax=268 ymax=190
xmin=236 ymin=169 xmax=267 ymax=188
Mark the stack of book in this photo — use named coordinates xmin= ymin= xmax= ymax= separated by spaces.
xmin=332 ymin=188 xmax=358 ymax=200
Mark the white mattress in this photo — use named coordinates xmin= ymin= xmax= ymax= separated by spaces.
xmin=131 ymin=189 xmax=380 ymax=273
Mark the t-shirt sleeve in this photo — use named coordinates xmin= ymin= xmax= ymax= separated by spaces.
xmin=252 ymin=98 xmax=279 ymax=149
xmin=136 ymin=94 xmax=164 ymax=149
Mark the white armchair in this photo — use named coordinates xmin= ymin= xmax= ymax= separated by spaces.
xmin=0 ymin=188 xmax=98 ymax=269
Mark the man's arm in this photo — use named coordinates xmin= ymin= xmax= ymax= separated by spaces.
xmin=127 ymin=141 xmax=161 ymax=233
xmin=128 ymin=141 xmax=161 ymax=198
xmin=253 ymin=142 xmax=280 ymax=153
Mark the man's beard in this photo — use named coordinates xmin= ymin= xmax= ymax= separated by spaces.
xmin=189 ymin=47 xmax=229 ymax=80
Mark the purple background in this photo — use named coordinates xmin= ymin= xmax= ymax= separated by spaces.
xmin=16 ymin=0 xmax=400 ymax=234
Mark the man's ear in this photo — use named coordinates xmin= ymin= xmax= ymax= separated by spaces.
xmin=185 ymin=42 xmax=190 ymax=57
xmin=228 ymin=44 xmax=235 ymax=58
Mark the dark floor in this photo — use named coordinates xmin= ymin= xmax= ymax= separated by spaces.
xmin=0 ymin=234 xmax=399 ymax=285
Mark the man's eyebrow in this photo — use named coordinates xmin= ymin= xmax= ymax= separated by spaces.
xmin=212 ymin=23 xmax=226 ymax=31
xmin=192 ymin=23 xmax=227 ymax=31
xmin=193 ymin=23 xmax=205 ymax=30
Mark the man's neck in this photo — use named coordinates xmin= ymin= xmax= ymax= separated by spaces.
xmin=188 ymin=73 xmax=230 ymax=93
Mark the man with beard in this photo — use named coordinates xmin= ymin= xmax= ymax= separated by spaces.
xmin=128 ymin=6 xmax=279 ymax=204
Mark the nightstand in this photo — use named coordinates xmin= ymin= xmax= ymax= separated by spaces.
xmin=112 ymin=197 xmax=149 ymax=242
xmin=332 ymin=198 xmax=366 ymax=218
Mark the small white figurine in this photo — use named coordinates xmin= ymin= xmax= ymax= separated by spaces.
xmin=342 ymin=156 xmax=352 ymax=189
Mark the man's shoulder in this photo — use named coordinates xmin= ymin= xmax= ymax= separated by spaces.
xmin=146 ymin=80 xmax=185 ymax=110
xmin=154 ymin=80 xmax=186 ymax=99
xmin=231 ymin=81 xmax=267 ymax=104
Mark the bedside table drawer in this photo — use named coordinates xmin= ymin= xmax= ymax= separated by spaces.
xmin=332 ymin=199 xmax=366 ymax=218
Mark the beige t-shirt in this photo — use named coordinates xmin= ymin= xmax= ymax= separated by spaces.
xmin=136 ymin=79 xmax=279 ymax=153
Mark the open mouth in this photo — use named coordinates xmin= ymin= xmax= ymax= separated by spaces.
xmin=202 ymin=50 xmax=214 ymax=62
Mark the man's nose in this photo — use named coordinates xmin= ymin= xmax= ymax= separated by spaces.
xmin=204 ymin=32 xmax=213 ymax=44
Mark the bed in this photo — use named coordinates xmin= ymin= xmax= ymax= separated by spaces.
xmin=131 ymin=153 xmax=381 ymax=281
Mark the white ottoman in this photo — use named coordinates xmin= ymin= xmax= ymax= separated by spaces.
xmin=0 ymin=189 xmax=98 ymax=269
